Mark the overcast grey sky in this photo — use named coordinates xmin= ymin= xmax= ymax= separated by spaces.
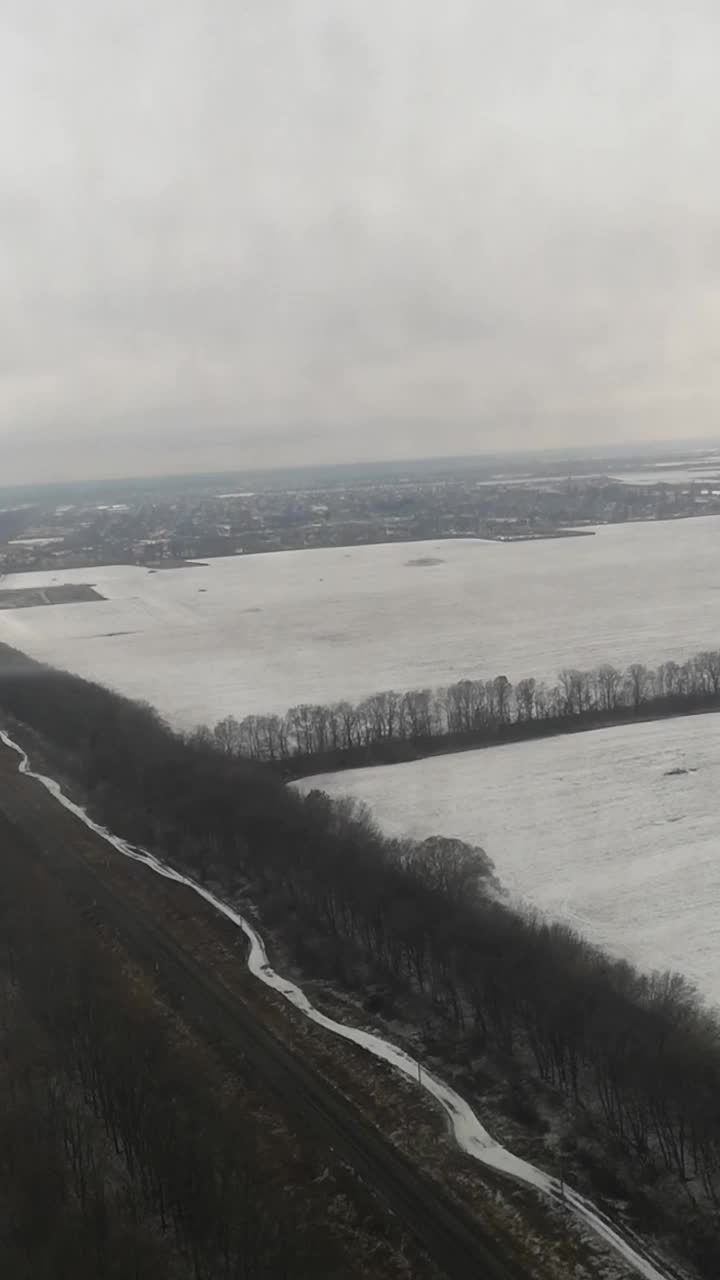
xmin=3 ymin=2 xmax=720 ymax=483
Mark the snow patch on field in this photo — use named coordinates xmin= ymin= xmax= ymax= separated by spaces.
xmin=1 ymin=518 xmax=720 ymax=725
xmin=295 ymin=714 xmax=720 ymax=1006
xmin=0 ymin=729 xmax=676 ymax=1280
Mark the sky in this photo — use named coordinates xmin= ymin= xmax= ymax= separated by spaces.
xmin=3 ymin=2 xmax=720 ymax=484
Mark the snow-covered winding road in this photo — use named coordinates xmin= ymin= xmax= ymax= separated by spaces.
xmin=0 ymin=729 xmax=676 ymax=1280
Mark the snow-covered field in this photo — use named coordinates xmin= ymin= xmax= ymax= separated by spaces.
xmin=295 ymin=714 xmax=720 ymax=1006
xmin=612 ymin=468 xmax=720 ymax=486
xmin=1 ymin=515 xmax=720 ymax=728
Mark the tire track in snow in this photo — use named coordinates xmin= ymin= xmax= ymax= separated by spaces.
xmin=0 ymin=730 xmax=678 ymax=1280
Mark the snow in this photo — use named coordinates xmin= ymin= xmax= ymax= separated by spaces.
xmin=0 ymin=729 xmax=673 ymax=1280
xmin=7 ymin=537 xmax=64 ymax=547
xmin=612 ymin=469 xmax=720 ymax=485
xmin=1 ymin=517 xmax=720 ymax=727
xmin=295 ymin=714 xmax=720 ymax=1006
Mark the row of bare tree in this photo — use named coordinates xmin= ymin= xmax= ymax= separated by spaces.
xmin=203 ymin=648 xmax=720 ymax=767
xmin=1 ymin=642 xmax=719 ymax=1275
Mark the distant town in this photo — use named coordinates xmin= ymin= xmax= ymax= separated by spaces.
xmin=2 ymin=447 xmax=720 ymax=574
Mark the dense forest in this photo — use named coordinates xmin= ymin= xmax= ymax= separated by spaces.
xmin=0 ymin=816 xmax=377 ymax=1279
xmin=204 ymin=648 xmax=720 ymax=773
xmin=0 ymin=641 xmax=719 ymax=1275
xmin=0 ymin=786 xmax=437 ymax=1280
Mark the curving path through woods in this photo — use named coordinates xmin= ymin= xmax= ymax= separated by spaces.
xmin=0 ymin=729 xmax=680 ymax=1280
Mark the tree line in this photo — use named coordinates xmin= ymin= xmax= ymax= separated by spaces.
xmin=203 ymin=648 xmax=720 ymax=772
xmin=0 ymin=641 xmax=718 ymax=1275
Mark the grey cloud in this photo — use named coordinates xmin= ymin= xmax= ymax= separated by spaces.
xmin=2 ymin=1 xmax=720 ymax=482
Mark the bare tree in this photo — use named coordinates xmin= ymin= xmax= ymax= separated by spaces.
xmin=596 ymin=664 xmax=622 ymax=712
xmin=402 ymin=688 xmax=435 ymax=738
xmin=309 ymin=703 xmax=331 ymax=753
xmin=213 ymin=715 xmax=242 ymax=756
xmin=696 ymin=651 xmax=720 ymax=695
xmin=446 ymin=680 xmax=485 ymax=733
xmin=413 ymin=836 xmax=496 ymax=905
xmin=335 ymin=701 xmax=358 ymax=749
xmin=516 ymin=677 xmax=537 ymax=721
xmin=559 ymin=669 xmax=591 ymax=717
xmin=325 ymin=704 xmax=343 ymax=753
xmin=238 ymin=714 xmax=263 ymax=758
xmin=533 ymin=681 xmax=551 ymax=719
xmin=492 ymin=674 xmax=513 ymax=724
xmin=625 ymin=663 xmax=650 ymax=712
xmin=287 ymin=704 xmax=315 ymax=755
xmin=657 ymin=659 xmax=681 ymax=697
xmin=363 ymin=693 xmax=390 ymax=740
xmin=385 ymin=689 xmax=404 ymax=739
xmin=258 ymin=714 xmax=287 ymax=760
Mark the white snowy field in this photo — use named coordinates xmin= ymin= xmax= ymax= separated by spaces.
xmin=612 ymin=468 xmax=720 ymax=486
xmin=295 ymin=714 xmax=720 ymax=1006
xmin=1 ymin=515 xmax=720 ymax=727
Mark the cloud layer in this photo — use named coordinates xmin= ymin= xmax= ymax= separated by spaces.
xmin=3 ymin=2 xmax=720 ymax=481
